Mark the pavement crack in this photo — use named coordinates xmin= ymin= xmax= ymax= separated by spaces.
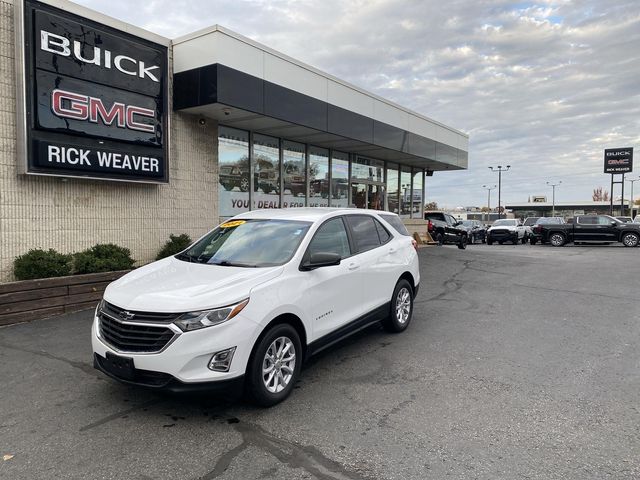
xmin=0 ymin=342 xmax=101 ymax=379
xmin=79 ymin=399 xmax=163 ymax=432
xmin=199 ymin=420 xmax=371 ymax=480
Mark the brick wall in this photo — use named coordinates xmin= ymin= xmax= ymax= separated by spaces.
xmin=0 ymin=0 xmax=219 ymax=283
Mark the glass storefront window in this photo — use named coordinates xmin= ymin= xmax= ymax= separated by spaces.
xmin=351 ymin=157 xmax=384 ymax=182
xmin=308 ymin=146 xmax=329 ymax=207
xmin=218 ymin=126 xmax=250 ymax=218
xmin=253 ymin=134 xmax=280 ymax=210
xmin=386 ymin=163 xmax=399 ymax=214
xmin=282 ymin=140 xmax=306 ymax=209
xmin=400 ymin=166 xmax=412 ymax=218
xmin=411 ymin=169 xmax=424 ymax=219
xmin=331 ymin=151 xmax=349 ymax=208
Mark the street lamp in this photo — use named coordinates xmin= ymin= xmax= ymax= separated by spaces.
xmin=482 ymin=184 xmax=496 ymax=223
xmin=546 ymin=181 xmax=562 ymax=218
xmin=488 ymin=165 xmax=510 ymax=219
xmin=627 ymin=176 xmax=640 ymax=219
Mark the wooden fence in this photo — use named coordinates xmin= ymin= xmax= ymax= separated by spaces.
xmin=0 ymin=271 xmax=130 ymax=326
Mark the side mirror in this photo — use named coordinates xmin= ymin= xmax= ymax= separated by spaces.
xmin=611 ymin=221 xmax=617 ymax=226
xmin=301 ymin=252 xmax=341 ymax=271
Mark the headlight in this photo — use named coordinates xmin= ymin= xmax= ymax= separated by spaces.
xmin=174 ymin=299 xmax=249 ymax=332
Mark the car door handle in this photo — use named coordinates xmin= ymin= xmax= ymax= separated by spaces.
xmin=348 ymin=262 xmax=359 ymax=271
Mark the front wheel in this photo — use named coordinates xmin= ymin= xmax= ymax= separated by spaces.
xmin=246 ymin=324 xmax=302 ymax=407
xmin=458 ymin=237 xmax=467 ymax=249
xmin=382 ymin=280 xmax=413 ymax=333
xmin=622 ymin=232 xmax=640 ymax=247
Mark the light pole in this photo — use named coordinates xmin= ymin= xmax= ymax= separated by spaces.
xmin=482 ymin=184 xmax=496 ymax=223
xmin=488 ymin=165 xmax=510 ymax=219
xmin=546 ymin=181 xmax=562 ymax=218
xmin=627 ymin=176 xmax=640 ymax=219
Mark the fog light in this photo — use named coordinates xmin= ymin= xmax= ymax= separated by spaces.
xmin=208 ymin=347 xmax=236 ymax=372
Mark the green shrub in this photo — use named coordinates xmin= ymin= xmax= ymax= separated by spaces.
xmin=156 ymin=234 xmax=192 ymax=260
xmin=14 ymin=249 xmax=73 ymax=280
xmin=74 ymin=243 xmax=135 ymax=274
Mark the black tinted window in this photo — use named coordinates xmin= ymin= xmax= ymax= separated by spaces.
xmin=346 ymin=215 xmax=381 ymax=253
xmin=308 ymin=218 xmax=351 ymax=259
xmin=374 ymin=219 xmax=391 ymax=243
xmin=379 ymin=214 xmax=409 ymax=236
xmin=425 ymin=213 xmax=445 ymax=221
xmin=578 ymin=216 xmax=597 ymax=225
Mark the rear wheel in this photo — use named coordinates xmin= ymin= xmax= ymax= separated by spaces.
xmin=549 ymin=232 xmax=566 ymax=247
xmin=436 ymin=232 xmax=444 ymax=246
xmin=247 ymin=324 xmax=302 ymax=407
xmin=382 ymin=280 xmax=413 ymax=333
xmin=622 ymin=232 xmax=640 ymax=247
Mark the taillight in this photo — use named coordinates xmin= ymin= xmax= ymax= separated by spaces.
xmin=411 ymin=238 xmax=418 ymax=250
xmin=427 ymin=220 xmax=433 ymax=232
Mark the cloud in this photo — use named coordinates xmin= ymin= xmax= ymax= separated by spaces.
xmin=75 ymin=0 xmax=640 ymax=207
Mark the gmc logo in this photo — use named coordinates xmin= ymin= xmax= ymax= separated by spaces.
xmin=51 ymin=89 xmax=155 ymax=133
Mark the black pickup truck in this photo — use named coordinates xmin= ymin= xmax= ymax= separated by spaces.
xmin=539 ymin=215 xmax=640 ymax=247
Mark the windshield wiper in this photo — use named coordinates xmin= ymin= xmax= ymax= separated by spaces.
xmin=175 ymin=252 xmax=197 ymax=263
xmin=211 ymin=260 xmax=258 ymax=268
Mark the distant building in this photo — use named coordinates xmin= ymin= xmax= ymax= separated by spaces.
xmin=506 ymin=201 xmax=637 ymax=219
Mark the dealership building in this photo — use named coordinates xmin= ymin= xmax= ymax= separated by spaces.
xmin=0 ymin=0 xmax=468 ymax=282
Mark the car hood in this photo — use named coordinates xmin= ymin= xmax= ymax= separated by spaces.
xmin=488 ymin=225 xmax=517 ymax=231
xmin=103 ymin=256 xmax=284 ymax=312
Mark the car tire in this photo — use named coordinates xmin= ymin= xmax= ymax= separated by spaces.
xmin=549 ymin=232 xmax=566 ymax=247
xmin=512 ymin=236 xmax=519 ymax=245
xmin=436 ymin=232 xmax=444 ymax=246
xmin=622 ymin=232 xmax=640 ymax=247
xmin=530 ymin=238 xmax=537 ymax=245
xmin=382 ymin=279 xmax=413 ymax=333
xmin=521 ymin=236 xmax=527 ymax=244
xmin=240 ymin=177 xmax=249 ymax=192
xmin=246 ymin=323 xmax=302 ymax=407
xmin=458 ymin=239 xmax=466 ymax=249
xmin=487 ymin=239 xmax=493 ymax=245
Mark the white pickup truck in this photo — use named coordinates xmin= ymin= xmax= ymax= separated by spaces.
xmin=486 ymin=219 xmax=527 ymax=245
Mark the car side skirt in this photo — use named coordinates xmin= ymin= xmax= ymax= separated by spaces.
xmin=307 ymin=302 xmax=391 ymax=358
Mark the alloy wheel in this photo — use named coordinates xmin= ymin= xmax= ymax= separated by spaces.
xmin=262 ymin=336 xmax=296 ymax=393
xmin=396 ymin=287 xmax=411 ymax=324
xmin=623 ymin=233 xmax=639 ymax=247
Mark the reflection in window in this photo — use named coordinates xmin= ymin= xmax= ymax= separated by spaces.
xmin=218 ymin=126 xmax=250 ymax=218
xmin=282 ymin=140 xmax=306 ymax=209
xmin=411 ymin=169 xmax=424 ymax=219
xmin=331 ymin=151 xmax=349 ymax=207
xmin=307 ymin=218 xmax=351 ymax=259
xmin=253 ymin=134 xmax=280 ymax=209
xmin=400 ymin=166 xmax=412 ymax=218
xmin=386 ymin=163 xmax=399 ymax=213
xmin=308 ymin=146 xmax=329 ymax=207
xmin=351 ymin=157 xmax=384 ymax=182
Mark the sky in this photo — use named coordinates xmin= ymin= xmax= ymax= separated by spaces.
xmin=75 ymin=0 xmax=640 ymax=208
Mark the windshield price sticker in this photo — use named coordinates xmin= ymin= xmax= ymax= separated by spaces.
xmin=220 ymin=220 xmax=246 ymax=228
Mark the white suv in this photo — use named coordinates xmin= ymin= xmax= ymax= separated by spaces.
xmin=92 ymin=208 xmax=420 ymax=406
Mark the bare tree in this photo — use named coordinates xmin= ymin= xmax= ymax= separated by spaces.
xmin=592 ymin=187 xmax=610 ymax=202
xmin=424 ymin=201 xmax=438 ymax=211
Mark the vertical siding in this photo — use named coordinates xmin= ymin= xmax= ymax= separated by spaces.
xmin=0 ymin=0 xmax=219 ymax=282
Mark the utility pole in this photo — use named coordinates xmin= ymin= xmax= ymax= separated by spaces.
xmin=489 ymin=166 xmax=510 ymax=219
xmin=627 ymin=176 xmax=639 ymax=219
xmin=482 ymin=184 xmax=496 ymax=223
xmin=546 ymin=181 xmax=562 ymax=218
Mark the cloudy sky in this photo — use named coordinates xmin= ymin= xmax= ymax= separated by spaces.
xmin=76 ymin=0 xmax=640 ymax=208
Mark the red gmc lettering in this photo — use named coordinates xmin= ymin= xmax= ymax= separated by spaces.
xmin=51 ymin=89 xmax=155 ymax=133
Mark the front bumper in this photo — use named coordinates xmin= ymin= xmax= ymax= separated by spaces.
xmin=91 ymin=312 xmax=260 ymax=385
xmin=487 ymin=230 xmax=517 ymax=241
xmin=93 ymin=353 xmax=245 ymax=395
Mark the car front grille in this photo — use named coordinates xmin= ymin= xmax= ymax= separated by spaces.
xmin=98 ymin=303 xmax=178 ymax=353
xmin=491 ymin=229 xmax=511 ymax=235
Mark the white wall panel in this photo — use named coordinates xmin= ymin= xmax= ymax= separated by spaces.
xmin=373 ymin=100 xmax=409 ymax=131
xmin=264 ymin=54 xmax=327 ymax=102
xmin=327 ymin=80 xmax=374 ymax=118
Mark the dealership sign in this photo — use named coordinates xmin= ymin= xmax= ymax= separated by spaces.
xmin=17 ymin=0 xmax=168 ymax=182
xmin=604 ymin=147 xmax=633 ymax=174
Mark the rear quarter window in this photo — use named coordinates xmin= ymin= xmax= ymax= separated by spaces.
xmin=379 ymin=214 xmax=410 ymax=236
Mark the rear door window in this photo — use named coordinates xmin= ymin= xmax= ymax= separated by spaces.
xmin=345 ymin=215 xmax=382 ymax=253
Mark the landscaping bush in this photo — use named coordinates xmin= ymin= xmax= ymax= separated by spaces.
xmin=74 ymin=243 xmax=135 ymax=274
xmin=14 ymin=249 xmax=73 ymax=280
xmin=156 ymin=233 xmax=192 ymax=260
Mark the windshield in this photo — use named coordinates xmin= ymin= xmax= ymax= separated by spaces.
xmin=460 ymin=221 xmax=474 ymax=227
xmin=176 ymin=219 xmax=311 ymax=267
xmin=492 ymin=219 xmax=516 ymax=226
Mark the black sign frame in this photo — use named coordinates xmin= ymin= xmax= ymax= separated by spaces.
xmin=604 ymin=147 xmax=633 ymax=174
xmin=17 ymin=0 xmax=170 ymax=183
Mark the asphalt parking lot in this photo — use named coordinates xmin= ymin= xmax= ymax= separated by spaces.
xmin=1 ymin=243 xmax=639 ymax=480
